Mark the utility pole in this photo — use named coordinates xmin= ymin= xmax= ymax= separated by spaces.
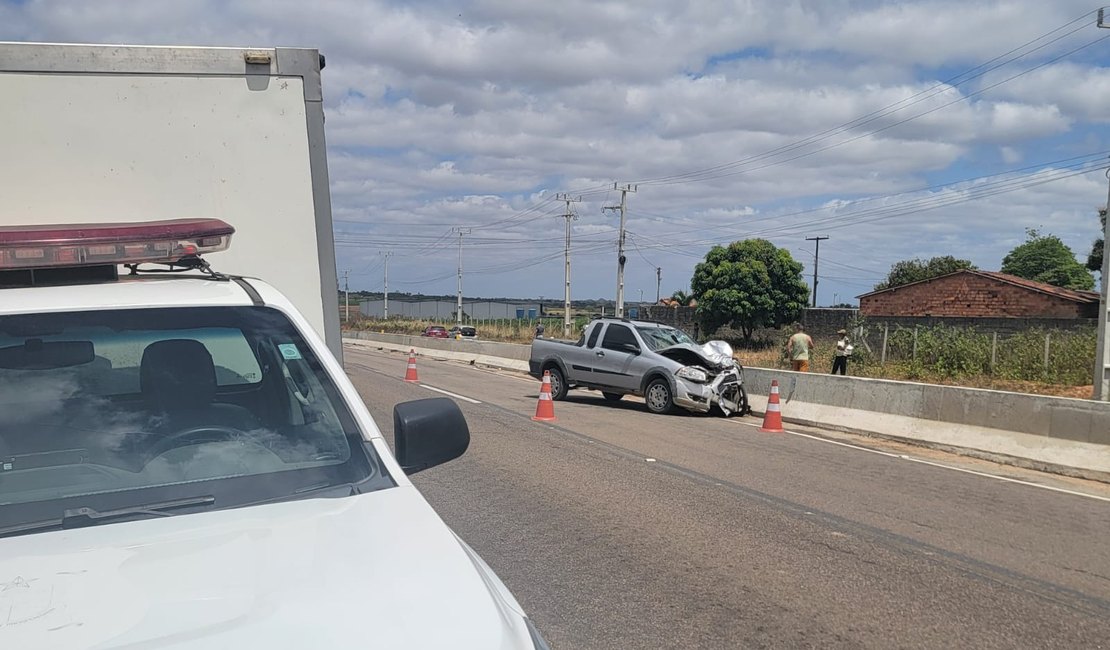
xmin=805 ymin=236 xmax=829 ymax=308
xmin=656 ymin=267 xmax=662 ymax=303
xmin=603 ymin=183 xmax=637 ymax=317
xmin=454 ymin=227 xmax=471 ymax=325
xmin=557 ymin=193 xmax=581 ymax=337
xmin=342 ymin=269 xmax=350 ymax=323
xmin=1095 ymin=11 xmax=1110 ymax=399
xmin=1094 ymin=169 xmax=1110 ymax=400
xmin=380 ymin=251 xmax=393 ymax=319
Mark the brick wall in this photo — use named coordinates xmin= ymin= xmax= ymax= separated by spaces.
xmin=860 ymin=273 xmax=1089 ymax=318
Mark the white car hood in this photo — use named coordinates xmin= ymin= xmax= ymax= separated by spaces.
xmin=0 ymin=487 xmax=534 ymax=649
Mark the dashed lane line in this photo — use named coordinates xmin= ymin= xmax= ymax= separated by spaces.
xmin=420 ymin=384 xmax=483 ymax=404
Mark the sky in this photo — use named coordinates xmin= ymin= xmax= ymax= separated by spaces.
xmin=3 ymin=0 xmax=1109 ymax=305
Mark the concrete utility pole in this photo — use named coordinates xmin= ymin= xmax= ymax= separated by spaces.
xmin=380 ymin=251 xmax=393 ymax=319
xmin=805 ymin=236 xmax=830 ymax=308
xmin=454 ymin=227 xmax=471 ymax=325
xmin=557 ymin=193 xmax=581 ymax=337
xmin=342 ymin=269 xmax=350 ymax=322
xmin=603 ymin=183 xmax=637 ymax=317
xmin=1094 ymin=170 xmax=1110 ymax=400
xmin=1094 ymin=10 xmax=1110 ymax=399
xmin=656 ymin=267 xmax=662 ymax=303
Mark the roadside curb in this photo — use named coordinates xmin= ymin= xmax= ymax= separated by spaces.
xmin=343 ymin=337 xmax=530 ymax=373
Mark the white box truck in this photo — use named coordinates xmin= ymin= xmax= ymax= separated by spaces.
xmin=0 ymin=43 xmax=550 ymax=649
xmin=0 ymin=42 xmax=343 ymax=361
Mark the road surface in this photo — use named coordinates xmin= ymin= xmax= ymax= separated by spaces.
xmin=344 ymin=343 xmax=1110 ymax=649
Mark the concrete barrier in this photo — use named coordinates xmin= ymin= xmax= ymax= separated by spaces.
xmin=343 ymin=331 xmax=529 ymax=371
xmin=342 ymin=331 xmax=1110 ymax=479
xmin=742 ymin=368 xmax=1110 ymax=479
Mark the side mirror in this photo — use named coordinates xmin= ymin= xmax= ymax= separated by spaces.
xmin=621 ymin=343 xmax=641 ymax=354
xmin=393 ymin=398 xmax=470 ymax=474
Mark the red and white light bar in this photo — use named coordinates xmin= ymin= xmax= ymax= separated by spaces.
xmin=0 ymin=219 xmax=234 ymax=270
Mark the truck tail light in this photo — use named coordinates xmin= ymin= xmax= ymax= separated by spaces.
xmin=0 ymin=219 xmax=234 ymax=270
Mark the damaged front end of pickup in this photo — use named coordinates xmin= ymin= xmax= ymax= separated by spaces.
xmin=659 ymin=340 xmax=751 ymax=417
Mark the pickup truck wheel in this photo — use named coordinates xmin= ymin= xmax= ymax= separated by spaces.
xmin=545 ymin=366 xmax=568 ymax=400
xmin=602 ymin=392 xmax=624 ymax=402
xmin=714 ymin=384 xmax=748 ymax=418
xmin=644 ymin=378 xmax=674 ymax=414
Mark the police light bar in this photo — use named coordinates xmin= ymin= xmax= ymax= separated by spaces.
xmin=0 ymin=219 xmax=234 ymax=270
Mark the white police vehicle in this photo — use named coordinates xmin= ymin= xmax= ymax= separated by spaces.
xmin=0 ymin=220 xmax=550 ymax=649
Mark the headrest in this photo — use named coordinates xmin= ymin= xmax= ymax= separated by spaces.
xmin=140 ymin=339 xmax=217 ymax=412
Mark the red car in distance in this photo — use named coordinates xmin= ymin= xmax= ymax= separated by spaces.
xmin=421 ymin=325 xmax=449 ymax=338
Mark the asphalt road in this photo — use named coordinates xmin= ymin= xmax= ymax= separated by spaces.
xmin=344 ymin=343 xmax=1110 ymax=649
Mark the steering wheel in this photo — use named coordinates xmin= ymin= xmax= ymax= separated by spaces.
xmin=282 ymin=362 xmax=313 ymax=406
xmin=144 ymin=425 xmax=275 ymax=461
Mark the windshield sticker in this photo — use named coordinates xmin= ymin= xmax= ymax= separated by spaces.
xmin=278 ymin=343 xmax=303 ymax=360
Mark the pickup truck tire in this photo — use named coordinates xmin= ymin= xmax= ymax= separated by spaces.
xmin=714 ymin=384 xmax=748 ymax=418
xmin=602 ymin=392 xmax=624 ymax=402
xmin=644 ymin=378 xmax=674 ymax=414
xmin=545 ymin=366 xmax=568 ymax=400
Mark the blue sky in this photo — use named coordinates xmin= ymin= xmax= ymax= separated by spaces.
xmin=3 ymin=0 xmax=1108 ymax=304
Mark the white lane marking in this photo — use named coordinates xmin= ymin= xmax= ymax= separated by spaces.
xmin=734 ymin=419 xmax=900 ymax=458
xmin=420 ymin=384 xmax=482 ymax=404
xmin=732 ymin=419 xmax=1110 ymax=503
xmin=901 ymin=456 xmax=1110 ymax=503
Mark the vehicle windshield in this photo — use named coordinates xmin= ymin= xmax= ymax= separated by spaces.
xmin=637 ymin=325 xmax=698 ymax=351
xmin=0 ymin=306 xmax=388 ymax=536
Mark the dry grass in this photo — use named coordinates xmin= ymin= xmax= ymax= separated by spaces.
xmin=346 ymin=318 xmax=1098 ymax=400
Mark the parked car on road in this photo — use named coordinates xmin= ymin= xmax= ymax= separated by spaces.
xmin=422 ymin=325 xmax=449 ymax=338
xmin=529 ymin=317 xmax=750 ymax=416
xmin=449 ymin=325 xmax=478 ymax=340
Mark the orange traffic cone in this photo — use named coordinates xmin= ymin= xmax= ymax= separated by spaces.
xmin=759 ymin=379 xmax=785 ymax=433
xmin=531 ymin=370 xmax=557 ymax=422
xmin=403 ymin=349 xmax=419 ymax=383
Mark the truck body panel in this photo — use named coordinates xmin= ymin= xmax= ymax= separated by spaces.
xmin=0 ymin=42 xmax=342 ymax=362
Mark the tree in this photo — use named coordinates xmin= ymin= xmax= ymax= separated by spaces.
xmin=669 ymin=290 xmax=694 ymax=306
xmin=1087 ymin=209 xmax=1105 ymax=274
xmin=1001 ymin=229 xmax=1094 ymax=291
xmin=691 ymin=239 xmax=809 ymax=341
xmin=873 ymin=256 xmax=976 ymax=291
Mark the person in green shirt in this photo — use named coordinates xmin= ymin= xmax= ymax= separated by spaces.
xmin=786 ymin=323 xmax=815 ymax=372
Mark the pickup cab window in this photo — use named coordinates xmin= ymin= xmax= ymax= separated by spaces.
xmin=601 ymin=324 xmax=639 ymax=352
xmin=0 ymin=306 xmax=389 ymax=538
xmin=586 ymin=323 xmax=603 ymax=349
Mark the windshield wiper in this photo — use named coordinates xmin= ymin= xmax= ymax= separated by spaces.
xmin=0 ymin=495 xmax=216 ymax=538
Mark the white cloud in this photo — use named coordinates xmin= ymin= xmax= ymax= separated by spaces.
xmin=2 ymin=0 xmax=1107 ymax=301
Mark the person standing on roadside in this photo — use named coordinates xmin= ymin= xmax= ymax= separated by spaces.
xmin=786 ymin=323 xmax=814 ymax=372
xmin=832 ymin=328 xmax=852 ymax=376
xmin=534 ymin=321 xmax=545 ymax=339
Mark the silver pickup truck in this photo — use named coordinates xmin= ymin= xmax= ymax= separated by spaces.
xmin=529 ymin=317 xmax=750 ymax=416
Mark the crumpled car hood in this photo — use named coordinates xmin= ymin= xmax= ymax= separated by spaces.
xmin=657 ymin=340 xmax=737 ymax=369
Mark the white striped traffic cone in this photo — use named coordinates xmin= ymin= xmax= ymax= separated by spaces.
xmin=404 ymin=349 xmax=419 ymax=383
xmin=759 ymin=379 xmax=784 ymax=433
xmin=532 ymin=370 xmax=557 ymax=422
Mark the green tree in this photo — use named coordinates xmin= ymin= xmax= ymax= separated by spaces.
xmin=873 ymin=256 xmax=976 ymax=291
xmin=670 ymin=290 xmax=693 ymax=306
xmin=691 ymin=239 xmax=809 ymax=340
xmin=1086 ymin=209 xmax=1105 ymax=274
xmin=1001 ymin=229 xmax=1094 ymax=291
